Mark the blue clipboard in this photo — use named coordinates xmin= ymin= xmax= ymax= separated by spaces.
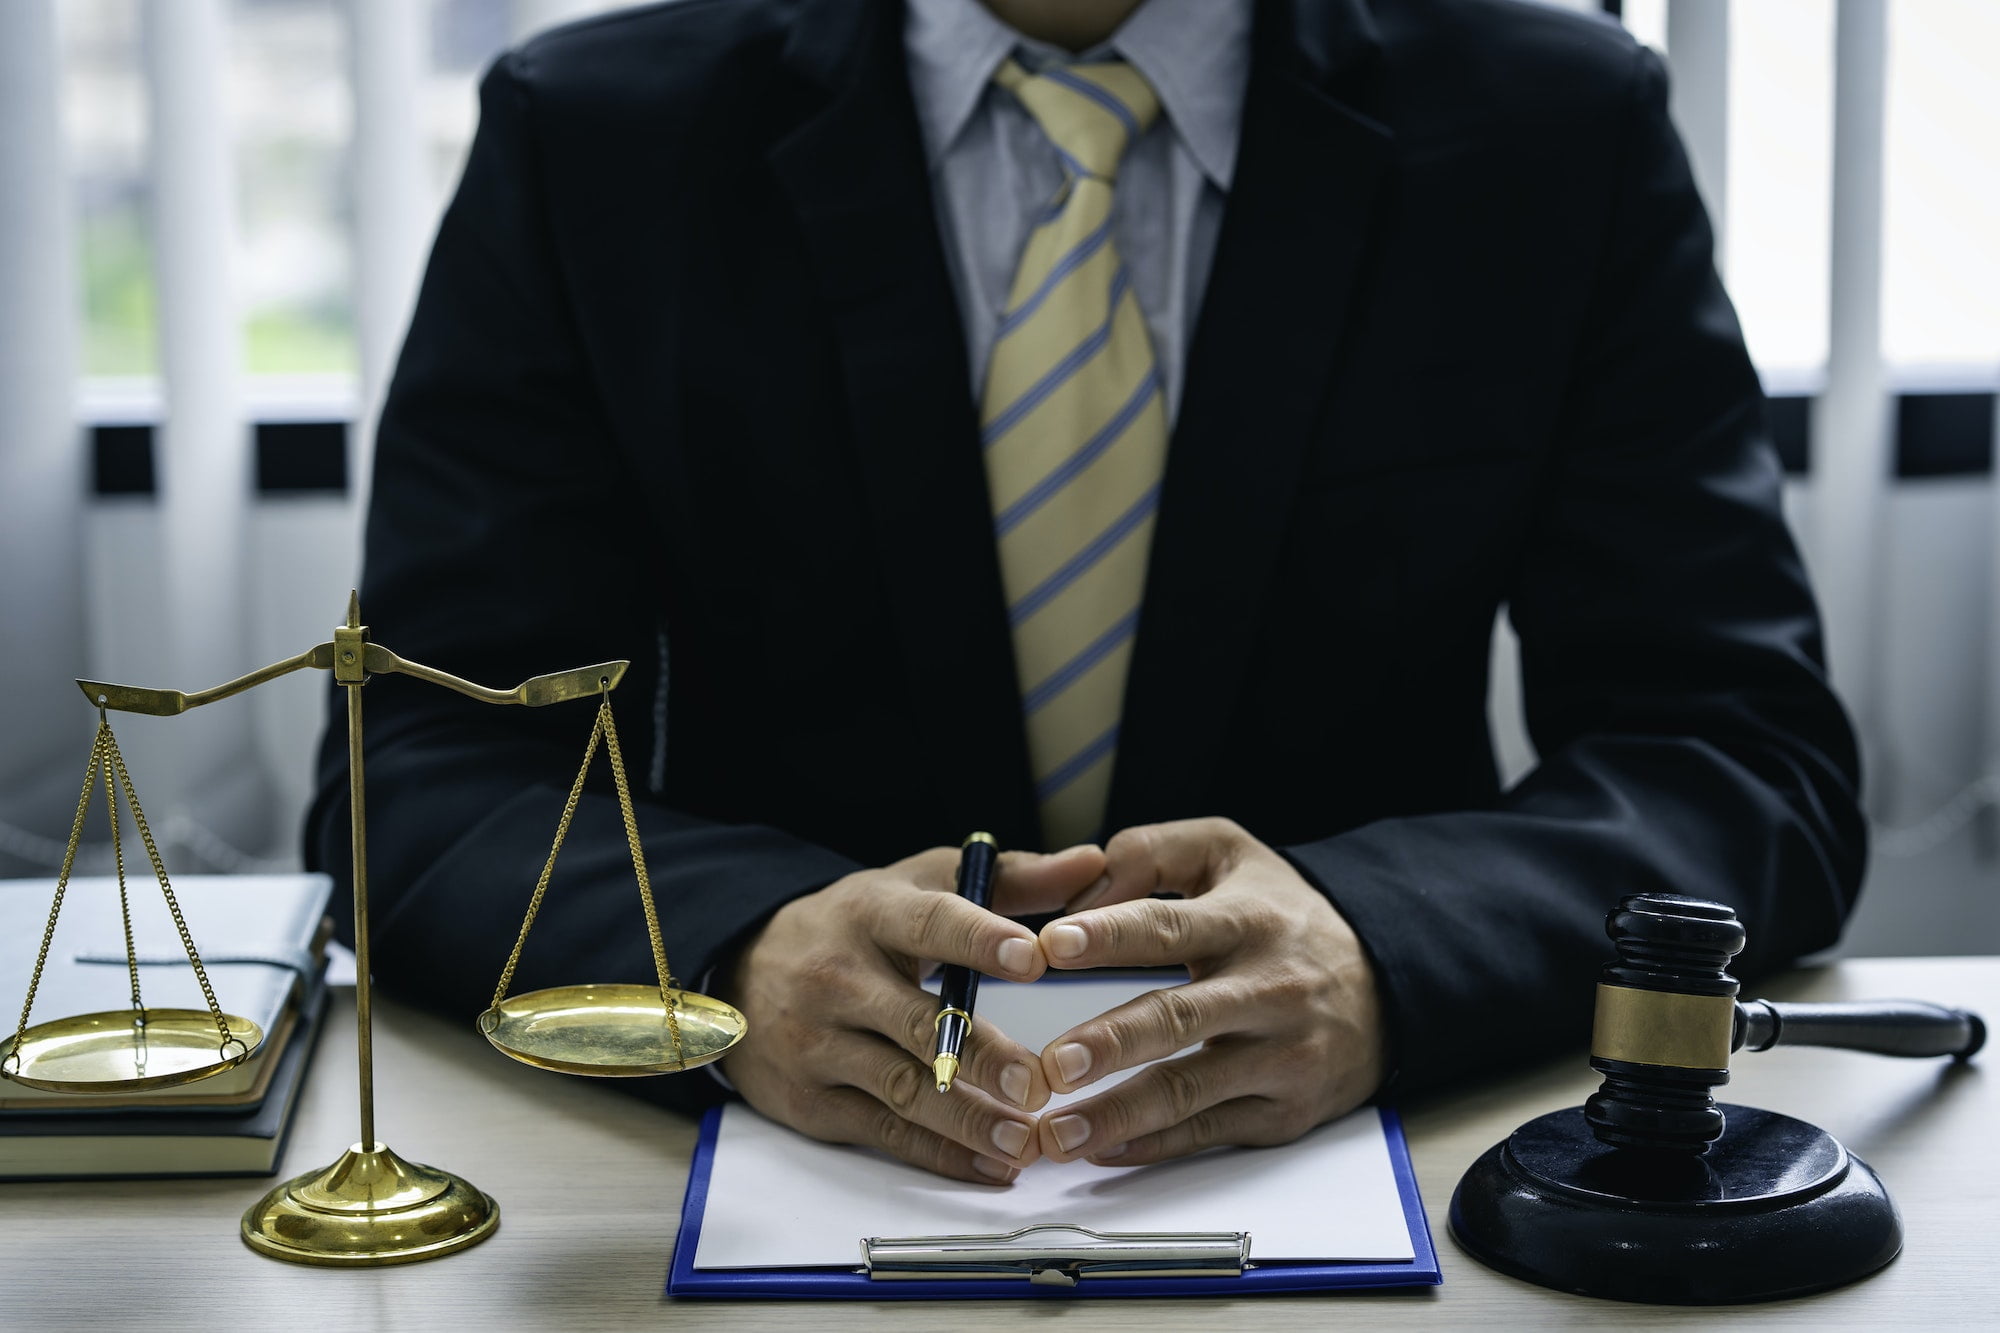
xmin=666 ymin=1104 xmax=1440 ymax=1299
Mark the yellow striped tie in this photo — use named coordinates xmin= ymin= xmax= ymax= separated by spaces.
xmin=982 ymin=60 xmax=1166 ymax=849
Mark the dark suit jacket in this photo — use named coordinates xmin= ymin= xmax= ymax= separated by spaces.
xmin=309 ymin=0 xmax=1866 ymax=1112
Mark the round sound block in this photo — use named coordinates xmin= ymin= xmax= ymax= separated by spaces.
xmin=1449 ymin=1104 xmax=1901 ymax=1304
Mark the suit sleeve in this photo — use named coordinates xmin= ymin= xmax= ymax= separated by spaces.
xmin=305 ymin=55 xmax=858 ymax=1114
xmin=1280 ymin=46 xmax=1866 ymax=1096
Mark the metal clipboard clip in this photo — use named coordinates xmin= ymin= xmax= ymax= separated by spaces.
xmin=862 ymin=1223 xmax=1250 ymax=1287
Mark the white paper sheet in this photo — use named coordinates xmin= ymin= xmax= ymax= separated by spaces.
xmin=692 ymin=975 xmax=1415 ymax=1269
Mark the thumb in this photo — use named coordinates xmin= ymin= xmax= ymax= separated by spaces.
xmin=1079 ymin=818 xmax=1245 ymax=912
xmin=990 ymin=844 xmax=1107 ymax=916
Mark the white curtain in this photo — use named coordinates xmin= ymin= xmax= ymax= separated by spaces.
xmin=142 ymin=0 xmax=274 ymax=860
xmin=510 ymin=0 xmax=616 ymax=40
xmin=0 ymin=0 xmax=90 ymax=879
xmin=346 ymin=0 xmax=433 ymax=536
xmin=1805 ymin=0 xmax=1893 ymax=794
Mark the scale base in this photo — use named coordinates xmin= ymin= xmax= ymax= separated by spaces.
xmin=240 ymin=1141 xmax=499 ymax=1266
xmin=1450 ymin=1104 xmax=1901 ymax=1304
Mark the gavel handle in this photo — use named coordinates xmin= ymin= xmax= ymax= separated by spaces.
xmin=1734 ymin=998 xmax=1986 ymax=1059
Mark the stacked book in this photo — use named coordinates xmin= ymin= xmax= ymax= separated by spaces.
xmin=0 ymin=873 xmax=333 ymax=1179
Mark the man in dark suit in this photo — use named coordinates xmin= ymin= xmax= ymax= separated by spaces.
xmin=311 ymin=0 xmax=1865 ymax=1185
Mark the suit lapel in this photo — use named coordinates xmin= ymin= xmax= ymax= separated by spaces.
xmin=765 ymin=0 xmax=1041 ymax=848
xmin=1110 ymin=0 xmax=1394 ymax=829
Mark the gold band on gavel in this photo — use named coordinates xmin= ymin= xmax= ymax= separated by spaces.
xmin=1591 ymin=984 xmax=1736 ymax=1070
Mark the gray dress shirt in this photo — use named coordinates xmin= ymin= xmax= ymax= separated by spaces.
xmin=903 ymin=0 xmax=1254 ymax=421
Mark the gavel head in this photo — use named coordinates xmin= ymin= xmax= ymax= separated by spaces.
xmin=1583 ymin=893 xmax=1746 ymax=1154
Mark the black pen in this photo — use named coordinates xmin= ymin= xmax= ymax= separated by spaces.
xmin=931 ymin=832 xmax=999 ymax=1094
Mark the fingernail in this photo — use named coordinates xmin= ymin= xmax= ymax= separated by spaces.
xmin=996 ymin=936 xmax=1036 ymax=977
xmin=1050 ymin=1114 xmax=1092 ymax=1154
xmin=1067 ymin=874 xmax=1112 ymax=912
xmin=1046 ymin=922 xmax=1088 ymax=960
xmin=973 ymin=1156 xmax=1017 ymax=1182
xmin=991 ymin=1119 xmax=1031 ymax=1160
xmin=999 ymin=1062 xmax=1032 ymax=1108
xmin=1093 ymin=1143 xmax=1128 ymax=1161
xmin=1054 ymin=1042 xmax=1092 ymax=1085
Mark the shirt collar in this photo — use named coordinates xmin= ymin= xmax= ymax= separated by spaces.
xmin=903 ymin=0 xmax=1252 ymax=191
xmin=1109 ymin=0 xmax=1251 ymax=190
xmin=903 ymin=0 xmax=1018 ymax=168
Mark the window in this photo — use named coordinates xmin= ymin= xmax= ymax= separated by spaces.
xmin=1883 ymin=0 xmax=2000 ymax=371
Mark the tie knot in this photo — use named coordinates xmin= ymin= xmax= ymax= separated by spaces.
xmin=995 ymin=58 xmax=1161 ymax=181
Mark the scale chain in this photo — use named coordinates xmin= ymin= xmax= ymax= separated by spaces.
xmin=103 ymin=726 xmax=238 ymax=1053
xmin=598 ymin=696 xmax=683 ymax=1064
xmin=488 ymin=694 xmax=683 ymax=1067
xmin=489 ymin=710 xmax=603 ymax=1009
xmin=100 ymin=720 xmax=144 ymax=1021
xmin=5 ymin=727 xmax=105 ymax=1074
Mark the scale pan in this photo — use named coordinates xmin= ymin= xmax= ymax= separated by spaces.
xmin=478 ymin=984 xmax=745 ymax=1077
xmin=0 ymin=1009 xmax=263 ymax=1094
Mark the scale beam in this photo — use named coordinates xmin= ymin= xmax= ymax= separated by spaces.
xmin=77 ymin=647 xmax=628 ymax=716
xmin=76 ymin=644 xmax=336 ymax=716
xmin=363 ymin=647 xmax=628 ymax=707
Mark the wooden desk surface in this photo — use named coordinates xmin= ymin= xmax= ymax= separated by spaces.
xmin=3 ymin=958 xmax=1994 ymax=1330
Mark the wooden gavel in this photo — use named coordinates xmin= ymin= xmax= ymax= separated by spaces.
xmin=1584 ymin=893 xmax=1984 ymax=1153
xmin=1451 ymin=892 xmax=1984 ymax=1304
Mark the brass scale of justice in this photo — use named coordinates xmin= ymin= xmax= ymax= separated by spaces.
xmin=0 ymin=593 xmax=747 ymax=1265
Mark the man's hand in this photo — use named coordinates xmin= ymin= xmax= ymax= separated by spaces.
xmin=716 ymin=844 xmax=1105 ymax=1183
xmin=1031 ymin=818 xmax=1386 ymax=1166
